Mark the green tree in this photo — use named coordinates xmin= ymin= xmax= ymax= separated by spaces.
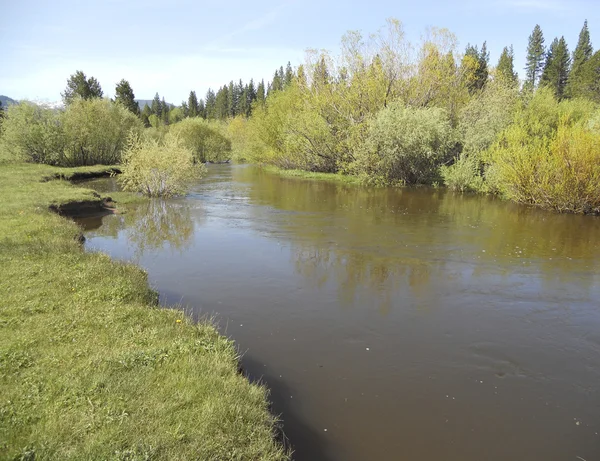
xmin=462 ymin=42 xmax=489 ymax=93
xmin=198 ymin=98 xmax=206 ymax=119
xmin=497 ymin=46 xmax=519 ymax=86
xmin=161 ymin=97 xmax=169 ymax=124
xmin=140 ymin=104 xmax=152 ymax=127
xmin=525 ymin=25 xmax=546 ymax=89
xmin=566 ymin=20 xmax=594 ymax=98
xmin=284 ymin=61 xmax=294 ymax=87
xmin=115 ymin=79 xmax=140 ymax=115
xmin=205 ymin=89 xmax=216 ymax=119
xmin=256 ymin=80 xmax=266 ymax=105
xmin=188 ymin=90 xmax=199 ymax=117
xmin=541 ymin=37 xmax=570 ymax=99
xmin=151 ymin=93 xmax=162 ymax=118
xmin=62 ymin=70 xmax=104 ymax=105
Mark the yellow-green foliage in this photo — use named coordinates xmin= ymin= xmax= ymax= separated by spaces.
xmin=61 ymin=98 xmax=143 ymax=166
xmin=119 ymin=133 xmax=206 ymax=197
xmin=0 ymin=102 xmax=65 ymax=164
xmin=351 ymin=104 xmax=456 ymax=185
xmin=0 ymin=99 xmax=142 ymax=166
xmin=487 ymin=90 xmax=600 ymax=213
xmin=0 ymin=163 xmax=289 ymax=460
xmin=169 ymin=117 xmax=232 ymax=163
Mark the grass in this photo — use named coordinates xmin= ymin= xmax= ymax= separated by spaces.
xmin=0 ymin=162 xmax=289 ymax=460
xmin=264 ymin=165 xmax=362 ymax=185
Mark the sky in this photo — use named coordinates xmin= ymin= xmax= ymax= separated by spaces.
xmin=0 ymin=0 xmax=598 ymax=104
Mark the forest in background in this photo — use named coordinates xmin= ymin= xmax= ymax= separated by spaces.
xmin=1 ymin=19 xmax=600 ymax=213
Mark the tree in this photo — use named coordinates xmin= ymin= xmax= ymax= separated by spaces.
xmin=566 ymin=20 xmax=594 ymax=98
xmin=62 ymin=70 xmax=104 ymax=105
xmin=256 ymin=80 xmax=266 ymax=105
xmin=161 ymin=97 xmax=169 ymax=124
xmin=115 ymin=79 xmax=140 ymax=115
xmin=525 ymin=25 xmax=545 ymax=89
xmin=497 ymin=46 xmax=519 ymax=86
xmin=188 ymin=90 xmax=199 ymax=117
xmin=151 ymin=93 xmax=162 ymax=118
xmin=541 ymin=37 xmax=570 ymax=99
xmin=285 ymin=61 xmax=294 ymax=87
xmin=140 ymin=104 xmax=152 ymax=128
xmin=205 ymin=89 xmax=216 ymax=119
xmin=462 ymin=42 xmax=489 ymax=93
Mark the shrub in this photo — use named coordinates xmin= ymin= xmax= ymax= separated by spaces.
xmin=440 ymin=153 xmax=484 ymax=192
xmin=169 ymin=118 xmax=231 ymax=163
xmin=119 ymin=133 xmax=206 ymax=197
xmin=488 ymin=119 xmax=600 ymax=213
xmin=351 ymin=104 xmax=456 ymax=185
xmin=61 ymin=98 xmax=143 ymax=166
xmin=0 ymin=102 xmax=65 ymax=164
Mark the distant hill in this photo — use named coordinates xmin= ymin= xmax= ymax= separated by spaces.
xmin=0 ymin=95 xmax=17 ymax=107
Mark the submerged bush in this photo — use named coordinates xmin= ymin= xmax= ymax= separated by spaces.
xmin=169 ymin=117 xmax=231 ymax=163
xmin=351 ymin=104 xmax=456 ymax=185
xmin=119 ymin=133 xmax=206 ymax=197
xmin=61 ymin=98 xmax=143 ymax=166
xmin=0 ymin=102 xmax=65 ymax=164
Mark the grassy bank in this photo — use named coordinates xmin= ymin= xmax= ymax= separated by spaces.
xmin=0 ymin=163 xmax=289 ymax=460
xmin=264 ymin=166 xmax=362 ymax=185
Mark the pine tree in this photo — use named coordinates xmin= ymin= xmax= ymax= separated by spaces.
xmin=62 ymin=70 xmax=104 ymax=105
xmin=115 ymin=79 xmax=140 ymax=115
xmin=566 ymin=20 xmax=594 ymax=98
xmin=198 ymin=99 xmax=206 ymax=119
xmin=227 ymin=81 xmax=236 ymax=117
xmin=497 ymin=46 xmax=519 ymax=86
xmin=215 ymin=86 xmax=229 ymax=120
xmin=541 ymin=36 xmax=571 ymax=99
xmin=140 ymin=104 xmax=152 ymax=128
xmin=284 ymin=61 xmax=294 ymax=87
xmin=256 ymin=80 xmax=266 ymax=105
xmin=151 ymin=93 xmax=162 ymax=118
xmin=181 ymin=101 xmax=189 ymax=118
xmin=161 ymin=97 xmax=169 ymax=124
xmin=525 ymin=25 xmax=546 ymax=89
xmin=477 ymin=42 xmax=489 ymax=89
xmin=188 ymin=90 xmax=199 ymax=117
xmin=205 ymin=89 xmax=216 ymax=119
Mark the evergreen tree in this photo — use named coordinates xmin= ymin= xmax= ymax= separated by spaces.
xmin=62 ymin=70 xmax=104 ymax=105
xmin=181 ymin=101 xmax=189 ymax=118
xmin=205 ymin=89 xmax=216 ymax=119
xmin=188 ymin=90 xmax=199 ymax=117
xmin=541 ymin=36 xmax=571 ymax=99
xmin=312 ymin=57 xmax=330 ymax=88
xmin=140 ymin=104 xmax=152 ymax=128
xmin=256 ymin=80 xmax=266 ymax=104
xmin=497 ymin=46 xmax=519 ymax=86
xmin=215 ymin=86 xmax=229 ymax=120
xmin=198 ymin=98 xmax=206 ymax=119
xmin=462 ymin=43 xmax=489 ymax=93
xmin=161 ymin=97 xmax=169 ymax=124
xmin=228 ymin=81 xmax=236 ymax=117
xmin=525 ymin=25 xmax=546 ymax=89
xmin=151 ymin=93 xmax=162 ymax=118
xmin=284 ymin=61 xmax=294 ymax=87
xmin=566 ymin=20 xmax=594 ymax=98
xmin=114 ymin=79 xmax=140 ymax=115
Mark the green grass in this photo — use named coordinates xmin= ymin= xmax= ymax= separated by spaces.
xmin=264 ymin=165 xmax=362 ymax=185
xmin=0 ymin=163 xmax=289 ymax=460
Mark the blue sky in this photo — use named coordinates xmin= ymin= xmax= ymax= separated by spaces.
xmin=0 ymin=0 xmax=597 ymax=103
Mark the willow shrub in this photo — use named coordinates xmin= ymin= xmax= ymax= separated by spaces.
xmin=0 ymin=102 xmax=65 ymax=164
xmin=169 ymin=117 xmax=231 ymax=163
xmin=61 ymin=98 xmax=143 ymax=166
xmin=119 ymin=133 xmax=206 ymax=197
xmin=351 ymin=104 xmax=456 ymax=185
xmin=489 ymin=120 xmax=600 ymax=213
xmin=0 ymin=99 xmax=142 ymax=166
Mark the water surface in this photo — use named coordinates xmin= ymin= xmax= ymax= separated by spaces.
xmin=77 ymin=165 xmax=600 ymax=461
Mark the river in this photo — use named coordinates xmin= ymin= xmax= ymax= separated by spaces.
xmin=76 ymin=165 xmax=600 ymax=461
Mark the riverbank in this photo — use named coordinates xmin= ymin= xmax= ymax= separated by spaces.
xmin=0 ymin=163 xmax=289 ymax=460
xmin=263 ymin=166 xmax=362 ymax=185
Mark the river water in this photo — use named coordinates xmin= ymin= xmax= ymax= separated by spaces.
xmin=77 ymin=165 xmax=600 ymax=461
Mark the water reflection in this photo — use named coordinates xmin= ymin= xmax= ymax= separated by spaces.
xmin=80 ymin=198 xmax=199 ymax=257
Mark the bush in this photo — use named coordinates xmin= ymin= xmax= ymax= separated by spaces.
xmin=351 ymin=104 xmax=456 ymax=185
xmin=440 ymin=154 xmax=484 ymax=192
xmin=119 ymin=133 xmax=206 ymax=197
xmin=0 ymin=102 xmax=65 ymax=164
xmin=0 ymin=99 xmax=142 ymax=166
xmin=61 ymin=98 xmax=143 ymax=166
xmin=169 ymin=118 xmax=231 ymax=163
xmin=488 ymin=119 xmax=600 ymax=213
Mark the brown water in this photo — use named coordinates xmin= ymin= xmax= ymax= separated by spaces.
xmin=76 ymin=165 xmax=600 ymax=461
